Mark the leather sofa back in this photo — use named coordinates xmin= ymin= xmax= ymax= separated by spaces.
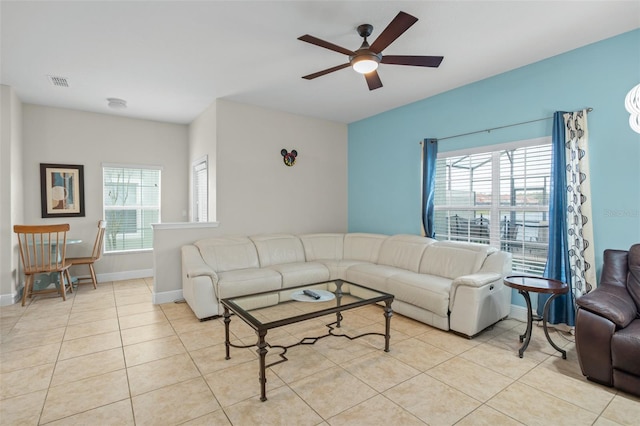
xmin=193 ymin=233 xmax=504 ymax=282
xmin=251 ymin=234 xmax=306 ymax=267
xmin=598 ymin=245 xmax=640 ymax=317
xmin=601 ymin=249 xmax=630 ymax=288
xmin=377 ymin=234 xmax=436 ymax=273
xmin=420 ymin=241 xmax=495 ymax=279
xmin=299 ymin=233 xmax=345 ymax=261
xmin=343 ymin=233 xmax=387 ymax=263
xmin=480 ymin=250 xmax=513 ymax=276
xmin=194 ymin=236 xmax=259 ymax=272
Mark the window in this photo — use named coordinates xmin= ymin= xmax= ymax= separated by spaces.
xmin=192 ymin=156 xmax=208 ymax=222
xmin=103 ymin=165 xmax=161 ymax=253
xmin=433 ymin=138 xmax=551 ymax=275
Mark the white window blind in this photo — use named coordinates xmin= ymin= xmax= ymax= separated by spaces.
xmin=103 ymin=165 xmax=161 ymax=253
xmin=433 ymin=138 xmax=551 ymax=275
xmin=192 ymin=157 xmax=208 ymax=222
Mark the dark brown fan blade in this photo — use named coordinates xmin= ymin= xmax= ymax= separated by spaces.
xmin=298 ymin=35 xmax=356 ymax=56
xmin=381 ymin=55 xmax=444 ymax=67
xmin=302 ymin=63 xmax=351 ymax=80
xmin=369 ymin=11 xmax=418 ymax=54
xmin=364 ymin=70 xmax=383 ymax=90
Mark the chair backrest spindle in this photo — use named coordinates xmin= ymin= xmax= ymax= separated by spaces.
xmin=14 ymin=224 xmax=71 ymax=273
xmin=92 ymin=220 xmax=107 ymax=261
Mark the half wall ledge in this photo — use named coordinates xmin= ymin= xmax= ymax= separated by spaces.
xmin=152 ymin=222 xmax=221 ymax=305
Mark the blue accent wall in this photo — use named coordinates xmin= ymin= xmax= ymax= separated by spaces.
xmin=348 ymin=30 xmax=640 ymax=297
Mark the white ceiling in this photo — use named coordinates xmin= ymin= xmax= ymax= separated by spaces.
xmin=2 ymin=1 xmax=639 ymax=125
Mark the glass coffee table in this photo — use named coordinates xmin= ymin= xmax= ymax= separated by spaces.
xmin=221 ymin=279 xmax=394 ymax=401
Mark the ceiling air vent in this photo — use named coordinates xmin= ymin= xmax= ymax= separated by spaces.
xmin=47 ymin=75 xmax=69 ymax=87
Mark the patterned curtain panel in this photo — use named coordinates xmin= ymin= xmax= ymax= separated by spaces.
xmin=564 ymin=110 xmax=596 ymax=297
xmin=540 ymin=109 xmax=594 ymax=328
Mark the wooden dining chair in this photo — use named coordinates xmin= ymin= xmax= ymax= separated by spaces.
xmin=14 ymin=224 xmax=73 ymax=306
xmin=66 ymin=220 xmax=107 ymax=289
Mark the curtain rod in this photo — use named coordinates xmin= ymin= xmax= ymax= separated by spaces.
xmin=420 ymin=107 xmax=593 ymax=144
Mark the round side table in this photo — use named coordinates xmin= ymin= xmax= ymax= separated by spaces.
xmin=504 ymin=275 xmax=569 ymax=359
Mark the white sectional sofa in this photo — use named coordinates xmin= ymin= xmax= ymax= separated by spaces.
xmin=181 ymin=233 xmax=512 ymax=337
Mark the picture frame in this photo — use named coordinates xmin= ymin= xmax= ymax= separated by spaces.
xmin=40 ymin=163 xmax=85 ymax=218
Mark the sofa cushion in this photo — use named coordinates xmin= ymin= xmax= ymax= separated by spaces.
xmin=195 ymin=236 xmax=259 ymax=272
xmin=377 ymin=234 xmax=435 ymax=273
xmin=420 ymin=241 xmax=494 ymax=279
xmin=387 ymin=272 xmax=451 ymax=317
xmin=251 ymin=234 xmax=306 ymax=267
xmin=300 ymin=233 xmax=345 ymax=261
xmin=611 ymin=319 xmax=640 ymax=376
xmin=216 ymin=268 xmax=282 ymax=299
xmin=343 ymin=233 xmax=388 ymax=263
xmin=314 ymin=259 xmax=370 ymax=281
xmin=266 ymin=262 xmax=330 ymax=288
xmin=345 ymin=263 xmax=402 ymax=293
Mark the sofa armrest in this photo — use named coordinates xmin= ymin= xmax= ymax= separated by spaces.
xmin=576 ymin=285 xmax=637 ymax=329
xmin=448 ymin=271 xmax=510 ymax=336
xmin=449 ymin=272 xmax=503 ymax=312
xmin=575 ymin=307 xmax=615 ymax=386
xmin=453 ymin=272 xmax=502 ymax=288
xmin=182 ymin=245 xmax=218 ymax=282
xmin=187 ymin=264 xmax=218 ymax=281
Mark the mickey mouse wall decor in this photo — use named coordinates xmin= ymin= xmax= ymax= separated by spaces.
xmin=281 ymin=149 xmax=298 ymax=167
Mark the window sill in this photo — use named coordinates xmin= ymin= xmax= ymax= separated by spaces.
xmin=151 ymin=222 xmax=220 ymax=230
xmin=105 ymin=248 xmax=153 ymax=255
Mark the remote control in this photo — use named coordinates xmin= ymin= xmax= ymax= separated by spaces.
xmin=303 ymin=289 xmax=321 ymax=300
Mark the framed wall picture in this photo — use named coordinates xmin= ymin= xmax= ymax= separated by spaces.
xmin=40 ymin=163 xmax=85 ymax=218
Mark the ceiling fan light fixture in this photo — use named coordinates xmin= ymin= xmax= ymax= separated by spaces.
xmin=352 ymin=55 xmax=379 ymax=74
xmin=298 ymin=11 xmax=442 ymax=90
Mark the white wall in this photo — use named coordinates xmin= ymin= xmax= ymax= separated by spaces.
xmin=0 ymin=85 xmax=24 ymax=305
xmin=216 ymin=99 xmax=348 ymax=234
xmin=188 ymin=101 xmax=216 ymax=221
xmin=21 ymin=105 xmax=189 ymax=279
xmin=152 ymin=100 xmax=348 ymax=301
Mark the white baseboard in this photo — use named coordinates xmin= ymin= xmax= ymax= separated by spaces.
xmin=508 ymin=303 xmax=575 ymax=334
xmin=0 ymin=291 xmax=20 ymax=306
xmin=153 ymin=289 xmax=183 ymax=305
xmin=509 ymin=304 xmax=528 ymax=322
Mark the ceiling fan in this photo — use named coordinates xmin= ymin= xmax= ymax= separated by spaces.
xmin=298 ymin=11 xmax=443 ymax=91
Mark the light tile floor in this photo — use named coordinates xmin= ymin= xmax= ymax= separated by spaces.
xmin=1 ymin=278 xmax=639 ymax=425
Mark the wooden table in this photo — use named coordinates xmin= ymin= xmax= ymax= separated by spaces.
xmin=504 ymin=275 xmax=569 ymax=359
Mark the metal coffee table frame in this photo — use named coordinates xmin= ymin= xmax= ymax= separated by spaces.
xmin=221 ymin=279 xmax=394 ymax=401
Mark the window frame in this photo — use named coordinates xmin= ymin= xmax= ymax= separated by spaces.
xmin=102 ymin=163 xmax=162 ymax=254
xmin=433 ymin=137 xmax=551 ymax=275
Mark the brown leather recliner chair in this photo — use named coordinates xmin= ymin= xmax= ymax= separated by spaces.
xmin=575 ymin=244 xmax=640 ymax=396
